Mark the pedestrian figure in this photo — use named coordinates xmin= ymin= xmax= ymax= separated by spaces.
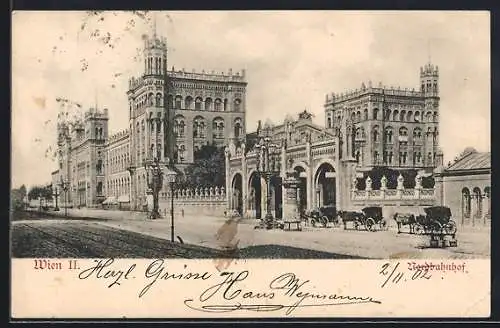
xmin=181 ymin=208 xmax=184 ymax=217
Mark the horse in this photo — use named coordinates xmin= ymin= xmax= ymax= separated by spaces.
xmin=393 ymin=212 xmax=417 ymax=234
xmin=338 ymin=210 xmax=365 ymax=230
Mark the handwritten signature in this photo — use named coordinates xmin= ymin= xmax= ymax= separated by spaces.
xmin=185 ymin=271 xmax=381 ymax=315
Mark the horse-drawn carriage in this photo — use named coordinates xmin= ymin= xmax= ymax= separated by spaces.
xmin=338 ymin=206 xmax=387 ymax=232
xmin=304 ymin=205 xmax=341 ymax=228
xmin=394 ymin=206 xmax=457 ymax=235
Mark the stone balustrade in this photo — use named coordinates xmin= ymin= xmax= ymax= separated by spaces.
xmin=351 ymin=173 xmax=436 ymax=204
xmin=352 ymin=187 xmax=435 ymax=202
xmin=159 ymin=186 xmax=226 ymax=201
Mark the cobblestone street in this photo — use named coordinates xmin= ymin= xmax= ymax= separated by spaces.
xmin=12 ymin=209 xmax=490 ymax=259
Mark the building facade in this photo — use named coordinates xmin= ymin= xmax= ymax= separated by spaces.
xmin=52 ymin=31 xmax=247 ymax=209
xmin=226 ymin=62 xmax=444 ymax=218
xmin=324 ymin=63 xmax=440 ymax=171
xmin=435 ymin=148 xmax=491 ymax=227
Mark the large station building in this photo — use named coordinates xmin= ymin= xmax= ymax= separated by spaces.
xmin=51 ymin=31 xmax=246 ymax=209
xmin=226 ymin=62 xmax=444 ymax=218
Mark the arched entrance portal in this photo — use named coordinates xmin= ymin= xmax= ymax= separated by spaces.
xmin=231 ymin=173 xmax=243 ymax=215
xmin=294 ymin=166 xmax=307 ymax=214
xmin=314 ymin=163 xmax=336 ymax=208
xmin=249 ymin=172 xmax=263 ymax=219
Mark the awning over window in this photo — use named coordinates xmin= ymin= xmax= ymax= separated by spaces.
xmin=102 ymin=196 xmax=118 ymax=205
xmin=117 ymin=195 xmax=130 ymax=203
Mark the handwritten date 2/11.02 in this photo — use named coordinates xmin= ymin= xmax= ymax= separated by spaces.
xmin=379 ymin=262 xmax=432 ymax=288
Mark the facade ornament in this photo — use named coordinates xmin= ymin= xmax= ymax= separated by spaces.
xmin=215 ymin=186 xmax=220 ymax=196
xmin=397 ymin=174 xmax=405 ymax=190
xmin=365 ymin=176 xmax=372 ymax=191
xmin=381 ymin=175 xmax=388 ymax=190
xmin=415 ymin=173 xmax=422 ymax=189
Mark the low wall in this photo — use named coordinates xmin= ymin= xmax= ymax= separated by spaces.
xmin=158 ymin=198 xmax=227 ymax=217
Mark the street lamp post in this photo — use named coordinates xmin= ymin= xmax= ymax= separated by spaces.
xmin=163 ymin=165 xmax=177 ymax=242
xmin=255 ymin=136 xmax=280 ymax=229
xmin=59 ymin=177 xmax=69 ymax=218
xmin=143 ymin=157 xmax=164 ymax=220
xmin=53 ymin=185 xmax=60 ymax=211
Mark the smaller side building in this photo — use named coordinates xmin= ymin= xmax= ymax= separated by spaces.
xmin=435 ymin=148 xmax=491 ymax=227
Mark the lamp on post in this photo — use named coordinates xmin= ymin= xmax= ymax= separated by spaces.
xmin=255 ymin=136 xmax=280 ymax=229
xmin=143 ymin=156 xmax=164 ymax=220
xmin=163 ymin=159 xmax=178 ymax=242
xmin=59 ymin=177 xmax=69 ymax=218
xmin=53 ymin=185 xmax=60 ymax=211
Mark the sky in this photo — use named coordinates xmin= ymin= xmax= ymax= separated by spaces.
xmin=11 ymin=11 xmax=490 ymax=189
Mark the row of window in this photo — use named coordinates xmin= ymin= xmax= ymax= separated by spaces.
xmin=462 ymin=186 xmax=491 ymax=219
xmin=327 ymin=109 xmax=438 ymax=128
xmin=370 ymin=151 xmax=435 ymax=165
xmin=130 ymin=93 xmax=243 ymax=112
xmin=174 ymin=117 xmax=243 ymax=139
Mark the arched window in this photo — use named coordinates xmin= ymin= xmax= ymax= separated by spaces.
xmin=351 ymin=111 xmax=355 ymax=122
xmin=372 ymin=126 xmax=380 ymax=142
xmin=96 ymin=159 xmax=103 ymax=175
xmin=205 ymin=98 xmax=212 ymax=111
xmin=234 ymin=118 xmax=243 ymax=138
xmin=473 ymin=187 xmax=482 ymax=218
xmin=363 ymin=108 xmax=368 ymax=120
xmin=413 ymin=127 xmax=422 ymax=140
xmin=462 ymin=188 xmax=471 ymax=218
xmin=213 ymin=118 xmax=225 ymax=139
xmin=399 ymin=127 xmax=408 ymax=136
xmin=414 ymin=111 xmax=421 ymax=122
xmin=193 ymin=117 xmax=206 ymax=138
xmin=148 ymin=93 xmax=155 ymax=106
xmin=426 ymin=111 xmax=432 ymax=122
xmin=392 ymin=110 xmax=399 ymax=121
xmin=356 ymin=111 xmax=361 ymax=122
xmin=384 ymin=127 xmax=393 ymax=143
xmin=155 ymin=93 xmax=162 ymax=107
xmin=184 ymin=96 xmax=193 ymax=110
xmin=373 ymin=108 xmax=379 ymax=120
xmin=355 ymin=150 xmax=361 ymax=163
xmin=406 ymin=111 xmax=413 ymax=122
xmin=400 ymin=110 xmax=406 ymax=122
xmin=214 ymin=98 xmax=222 ymax=111
xmin=175 ymin=96 xmax=182 ymax=109
xmin=234 ymin=99 xmax=241 ymax=112
xmin=327 ymin=117 xmax=332 ymax=128
xmin=433 ymin=111 xmax=438 ymax=122
xmin=195 ymin=97 xmax=203 ymax=110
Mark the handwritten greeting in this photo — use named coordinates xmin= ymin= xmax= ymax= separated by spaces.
xmin=70 ymin=258 xmax=472 ymax=316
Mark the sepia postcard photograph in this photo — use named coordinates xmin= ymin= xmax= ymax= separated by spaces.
xmin=10 ymin=10 xmax=491 ymax=319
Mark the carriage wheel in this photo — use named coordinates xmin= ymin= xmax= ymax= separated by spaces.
xmin=311 ymin=219 xmax=317 ymax=227
xmin=445 ymin=220 xmax=457 ymax=235
xmin=431 ymin=221 xmax=443 ymax=234
xmin=322 ymin=216 xmax=329 ymax=228
xmin=366 ymin=218 xmax=376 ymax=232
xmin=413 ymin=224 xmax=424 ymax=235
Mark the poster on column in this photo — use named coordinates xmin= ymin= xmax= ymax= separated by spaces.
xmin=11 ymin=10 xmax=490 ymax=320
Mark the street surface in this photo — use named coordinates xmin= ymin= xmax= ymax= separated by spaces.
xmin=11 ymin=209 xmax=490 ymax=259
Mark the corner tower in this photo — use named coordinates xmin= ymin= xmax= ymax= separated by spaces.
xmin=420 ymin=62 xmax=439 ymax=97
